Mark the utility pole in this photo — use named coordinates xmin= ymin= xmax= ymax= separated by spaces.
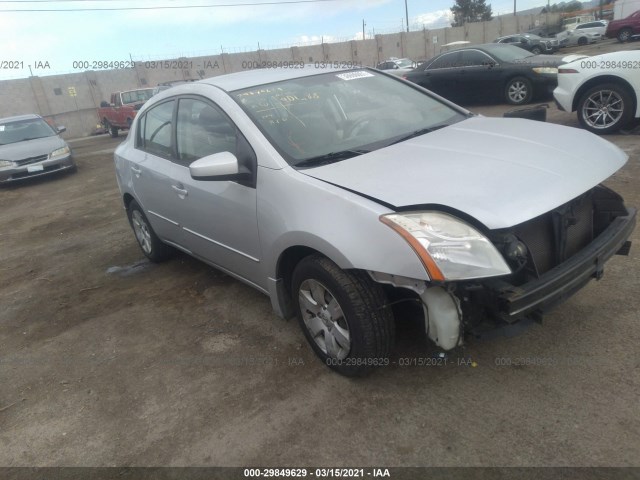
xmin=362 ymin=19 xmax=366 ymax=40
xmin=404 ymin=0 xmax=409 ymax=32
xmin=514 ymin=0 xmax=516 ymax=16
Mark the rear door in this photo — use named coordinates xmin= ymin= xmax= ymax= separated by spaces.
xmin=128 ymin=99 xmax=185 ymax=246
xmin=422 ymin=51 xmax=463 ymax=100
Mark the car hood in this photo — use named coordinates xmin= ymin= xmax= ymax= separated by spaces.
xmin=0 ymin=135 xmax=66 ymax=161
xmin=301 ymin=117 xmax=627 ymax=230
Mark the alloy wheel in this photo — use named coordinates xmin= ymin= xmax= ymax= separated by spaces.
xmin=581 ymin=89 xmax=624 ymax=130
xmin=508 ymin=81 xmax=528 ymax=103
xmin=131 ymin=210 xmax=153 ymax=255
xmin=298 ymin=279 xmax=351 ymax=359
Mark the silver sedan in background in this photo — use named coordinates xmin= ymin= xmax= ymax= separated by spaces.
xmin=0 ymin=114 xmax=75 ymax=184
xmin=114 ymin=67 xmax=635 ymax=376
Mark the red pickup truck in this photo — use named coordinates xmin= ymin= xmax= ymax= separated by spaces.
xmin=98 ymin=88 xmax=155 ymax=137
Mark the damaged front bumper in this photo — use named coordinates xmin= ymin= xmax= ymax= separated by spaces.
xmin=488 ymin=206 xmax=636 ymax=323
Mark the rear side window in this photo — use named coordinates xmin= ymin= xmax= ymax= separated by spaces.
xmin=427 ymin=52 xmax=462 ymax=69
xmin=140 ymin=100 xmax=175 ymax=158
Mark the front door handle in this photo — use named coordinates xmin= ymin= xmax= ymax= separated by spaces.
xmin=172 ymin=184 xmax=188 ymax=198
xmin=131 ymin=165 xmax=142 ymax=177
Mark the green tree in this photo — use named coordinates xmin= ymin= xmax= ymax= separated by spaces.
xmin=451 ymin=0 xmax=493 ymax=27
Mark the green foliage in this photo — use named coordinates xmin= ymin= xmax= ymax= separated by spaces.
xmin=451 ymin=0 xmax=493 ymax=27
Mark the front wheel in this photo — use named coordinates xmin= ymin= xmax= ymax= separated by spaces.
xmin=292 ymin=255 xmax=394 ymax=376
xmin=126 ymin=200 xmax=174 ymax=262
xmin=577 ymin=83 xmax=634 ymax=134
xmin=505 ymin=76 xmax=533 ymax=105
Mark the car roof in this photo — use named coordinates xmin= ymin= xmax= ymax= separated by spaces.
xmin=0 ymin=113 xmax=42 ymax=123
xmin=197 ymin=65 xmax=349 ymax=92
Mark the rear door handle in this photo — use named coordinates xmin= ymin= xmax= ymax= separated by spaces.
xmin=172 ymin=184 xmax=188 ymax=198
xmin=131 ymin=165 xmax=141 ymax=177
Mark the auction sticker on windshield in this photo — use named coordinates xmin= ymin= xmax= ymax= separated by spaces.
xmin=336 ymin=71 xmax=375 ymax=80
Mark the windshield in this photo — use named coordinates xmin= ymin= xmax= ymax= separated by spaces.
xmin=0 ymin=118 xmax=57 ymax=145
xmin=480 ymin=44 xmax=534 ymax=62
xmin=121 ymin=89 xmax=155 ymax=104
xmin=233 ymin=69 xmax=466 ymax=167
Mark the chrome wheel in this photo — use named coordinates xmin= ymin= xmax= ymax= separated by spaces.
xmin=298 ymin=279 xmax=351 ymax=360
xmin=581 ymin=89 xmax=624 ymax=130
xmin=506 ymin=77 xmax=532 ymax=105
xmin=131 ymin=210 xmax=152 ymax=255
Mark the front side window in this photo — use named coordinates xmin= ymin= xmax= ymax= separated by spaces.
xmin=233 ymin=69 xmax=467 ymax=167
xmin=176 ymin=98 xmax=237 ymax=164
xmin=140 ymin=100 xmax=174 ymax=158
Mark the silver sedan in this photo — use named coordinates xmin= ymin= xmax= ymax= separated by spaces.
xmin=114 ymin=67 xmax=635 ymax=376
xmin=0 ymin=114 xmax=75 ymax=184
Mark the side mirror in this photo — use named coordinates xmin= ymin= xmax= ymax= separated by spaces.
xmin=189 ymin=151 xmax=250 ymax=181
xmin=56 ymin=126 xmax=66 ymax=134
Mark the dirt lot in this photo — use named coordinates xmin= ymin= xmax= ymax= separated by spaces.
xmin=1 ymin=42 xmax=640 ymax=472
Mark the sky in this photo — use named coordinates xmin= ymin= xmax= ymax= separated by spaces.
xmin=0 ymin=0 xmax=547 ymax=80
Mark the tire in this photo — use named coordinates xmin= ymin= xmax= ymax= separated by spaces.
xmin=577 ymin=36 xmax=588 ymax=46
xmin=577 ymin=83 xmax=634 ymax=134
xmin=126 ymin=200 xmax=174 ymax=262
xmin=292 ymin=254 xmax=394 ymax=376
xmin=110 ymin=125 xmax=119 ymax=138
xmin=505 ymin=76 xmax=533 ymax=105
xmin=617 ymin=28 xmax=632 ymax=43
xmin=531 ymin=46 xmax=542 ymax=55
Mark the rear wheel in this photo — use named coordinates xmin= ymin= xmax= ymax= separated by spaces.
xmin=126 ymin=200 xmax=174 ymax=262
xmin=617 ymin=28 xmax=632 ymax=43
xmin=292 ymin=254 xmax=394 ymax=376
xmin=577 ymin=83 xmax=634 ymax=134
xmin=577 ymin=36 xmax=588 ymax=46
xmin=505 ymin=76 xmax=533 ymax=105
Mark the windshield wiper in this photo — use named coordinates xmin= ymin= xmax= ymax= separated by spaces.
xmin=388 ymin=124 xmax=450 ymax=146
xmin=294 ymin=149 xmax=369 ymax=168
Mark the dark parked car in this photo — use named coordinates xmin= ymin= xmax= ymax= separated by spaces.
xmin=605 ymin=9 xmax=640 ymax=42
xmin=494 ymin=34 xmax=559 ymax=54
xmin=403 ymin=44 xmax=578 ymax=105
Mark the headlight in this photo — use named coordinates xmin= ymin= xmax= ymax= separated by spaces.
xmin=532 ymin=67 xmax=558 ymax=74
xmin=380 ymin=211 xmax=511 ymax=281
xmin=49 ymin=146 xmax=70 ymax=159
xmin=0 ymin=160 xmax=14 ymax=168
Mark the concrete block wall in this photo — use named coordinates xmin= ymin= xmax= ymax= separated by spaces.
xmin=0 ymin=13 xmax=561 ymax=139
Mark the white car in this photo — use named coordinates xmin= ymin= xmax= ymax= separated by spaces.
xmin=554 ymin=51 xmax=640 ymax=133
xmin=561 ymin=28 xmax=602 ymax=46
xmin=570 ymin=20 xmax=608 ymax=43
xmin=375 ymin=57 xmax=416 ymax=76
